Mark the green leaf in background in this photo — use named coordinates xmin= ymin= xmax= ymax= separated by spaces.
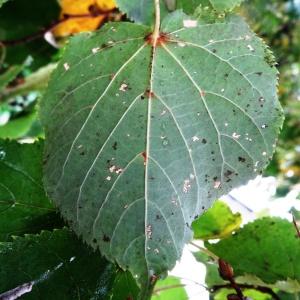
xmin=0 ymin=65 xmax=23 ymax=90
xmin=209 ymin=0 xmax=245 ymax=12
xmin=110 ymin=271 xmax=140 ymax=300
xmin=0 ymin=0 xmax=59 ymax=68
xmin=192 ymin=200 xmax=242 ymax=240
xmin=0 ymin=111 xmax=37 ymax=139
xmin=0 ymin=229 xmax=116 ymax=299
xmin=0 ymin=0 xmax=9 ymax=8
xmin=177 ymin=0 xmax=245 ymax=14
xmin=0 ymin=140 xmax=62 ymax=241
xmin=41 ymin=11 xmax=283 ymax=289
xmin=206 ymin=217 xmax=300 ymax=287
xmin=176 ymin=0 xmax=203 ymax=14
xmin=151 ymin=276 xmax=188 ymax=300
xmin=116 ymin=0 xmax=168 ymax=25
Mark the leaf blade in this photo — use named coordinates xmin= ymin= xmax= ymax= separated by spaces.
xmin=41 ymin=12 xmax=283 ymax=288
xmin=0 ymin=140 xmax=62 ymax=241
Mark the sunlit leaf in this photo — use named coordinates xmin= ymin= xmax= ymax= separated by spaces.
xmin=192 ymin=200 xmax=242 ymax=240
xmin=151 ymin=276 xmax=188 ymax=300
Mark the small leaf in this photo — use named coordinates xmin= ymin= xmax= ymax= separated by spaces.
xmin=0 ymin=65 xmax=23 ymax=90
xmin=41 ymin=11 xmax=283 ymax=288
xmin=0 ymin=140 xmax=62 ymax=241
xmin=0 ymin=229 xmax=116 ymax=299
xmin=0 ymin=111 xmax=37 ymax=139
xmin=192 ymin=200 xmax=242 ymax=240
xmin=151 ymin=276 xmax=188 ymax=300
xmin=206 ymin=217 xmax=300 ymax=285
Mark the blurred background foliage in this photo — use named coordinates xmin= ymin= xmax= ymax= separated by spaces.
xmin=239 ymin=0 xmax=300 ymax=199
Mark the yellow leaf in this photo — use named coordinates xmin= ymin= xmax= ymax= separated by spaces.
xmin=53 ymin=0 xmax=115 ymax=37
xmin=96 ymin=0 xmax=116 ymax=10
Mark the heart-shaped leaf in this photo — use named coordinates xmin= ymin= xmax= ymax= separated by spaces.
xmin=41 ymin=11 xmax=283 ymax=290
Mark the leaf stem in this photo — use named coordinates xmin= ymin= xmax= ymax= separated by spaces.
xmin=153 ymin=0 xmax=161 ymax=46
xmin=153 ymin=283 xmax=186 ymax=294
xmin=190 ymin=241 xmax=219 ymax=262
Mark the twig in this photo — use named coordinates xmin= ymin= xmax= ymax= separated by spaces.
xmin=0 ymin=8 xmax=117 ymax=47
xmin=190 ymin=241 xmax=219 ymax=262
xmin=292 ymin=214 xmax=300 ymax=238
xmin=211 ymin=283 xmax=280 ymax=300
xmin=153 ymin=284 xmax=186 ymax=294
xmin=0 ymin=42 xmax=6 ymax=66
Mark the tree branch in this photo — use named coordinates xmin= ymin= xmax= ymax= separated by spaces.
xmin=211 ymin=283 xmax=280 ymax=300
xmin=292 ymin=214 xmax=300 ymax=238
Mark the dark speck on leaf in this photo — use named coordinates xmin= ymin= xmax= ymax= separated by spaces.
xmin=103 ymin=235 xmax=110 ymax=242
xmin=202 ymin=138 xmax=207 ymax=144
xmin=112 ymin=142 xmax=118 ymax=150
xmin=238 ymin=157 xmax=246 ymax=162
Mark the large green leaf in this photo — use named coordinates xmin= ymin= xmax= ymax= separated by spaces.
xmin=0 ymin=229 xmax=116 ymax=299
xmin=41 ymin=11 xmax=283 ymax=291
xmin=206 ymin=217 xmax=300 ymax=286
xmin=0 ymin=140 xmax=62 ymax=241
xmin=192 ymin=200 xmax=242 ymax=240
